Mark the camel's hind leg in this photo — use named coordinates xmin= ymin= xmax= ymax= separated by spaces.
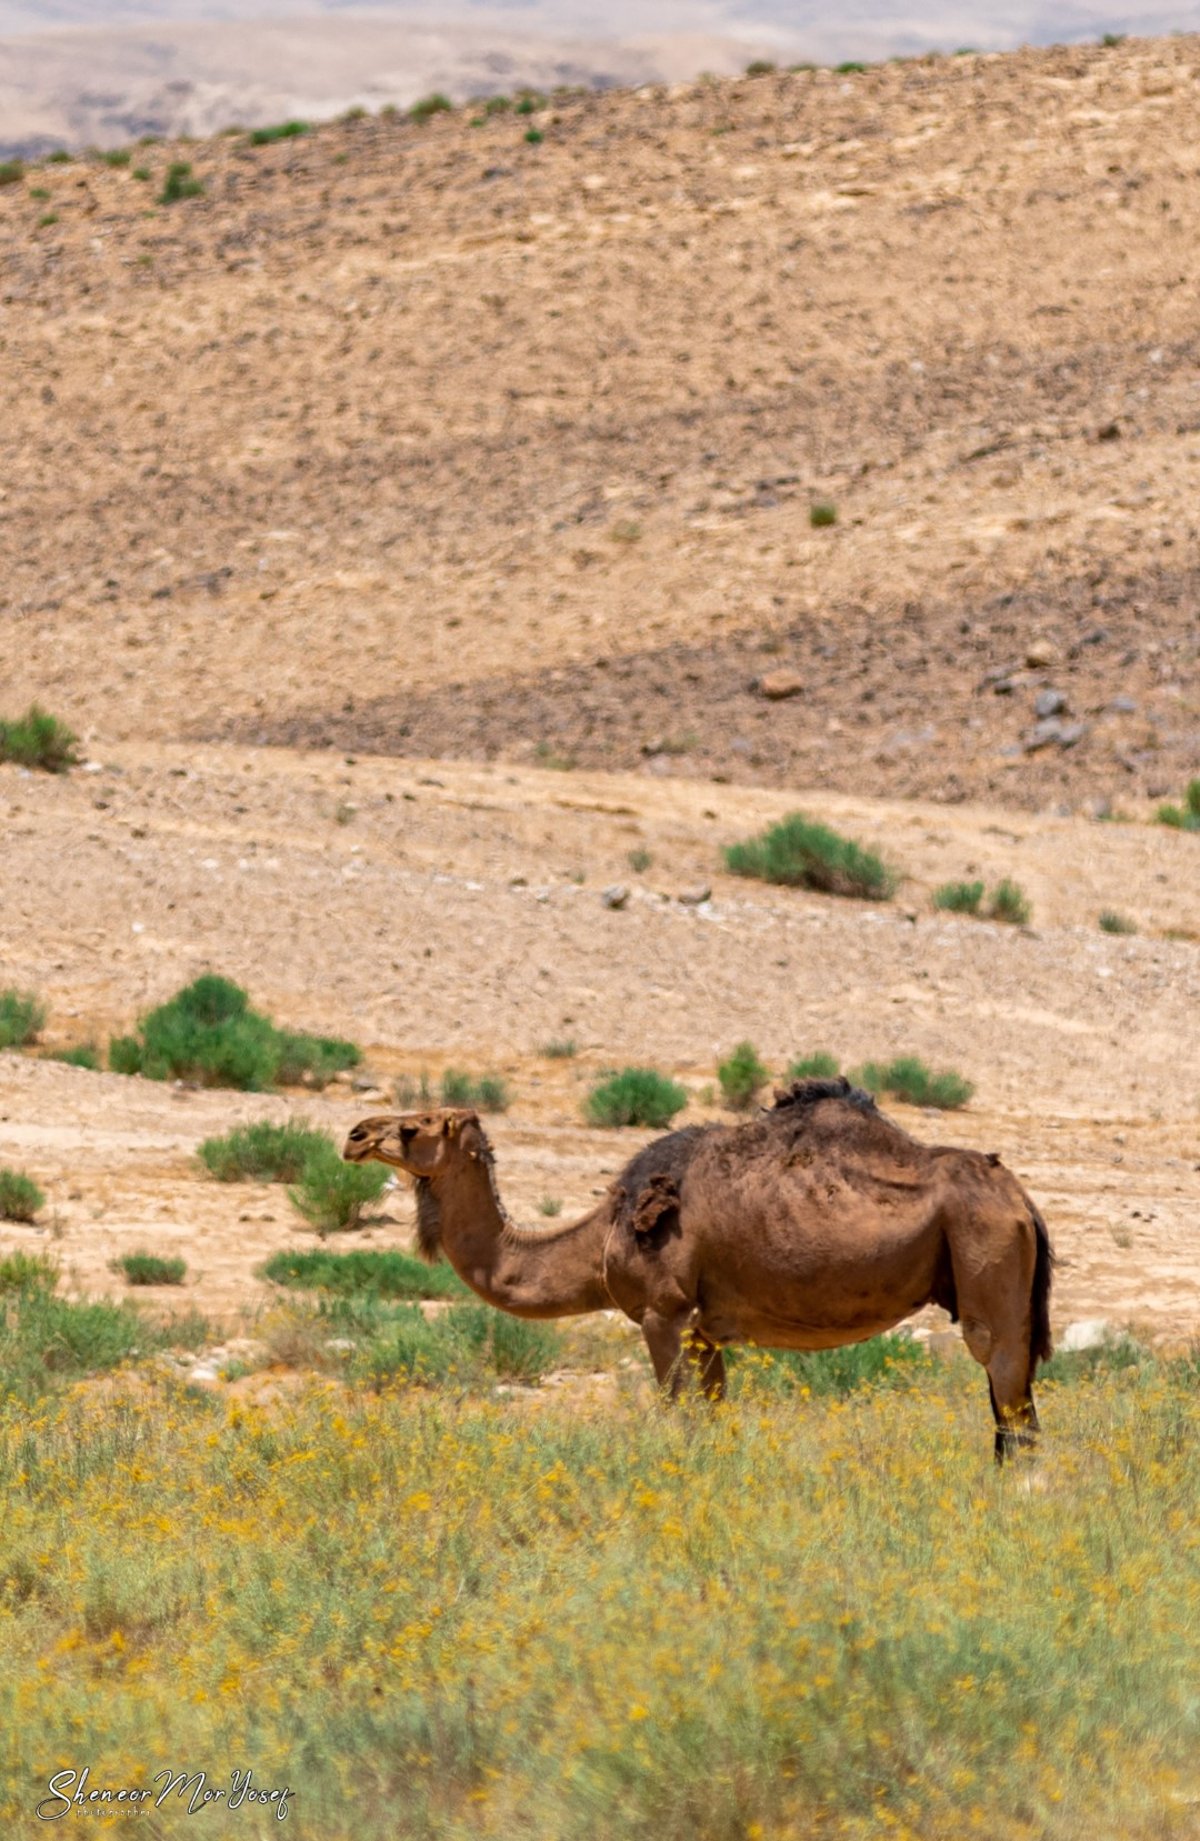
xmin=956 ymin=1250 xmax=1040 ymax=1464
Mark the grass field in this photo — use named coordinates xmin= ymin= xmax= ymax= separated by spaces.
xmin=2 ymin=1356 xmax=1199 ymax=1838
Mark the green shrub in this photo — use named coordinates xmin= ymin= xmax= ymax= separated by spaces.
xmin=260 ymin=1248 xmax=469 ymax=1300
xmin=988 ymin=879 xmax=1031 ymax=925
xmin=515 ymin=94 xmax=545 ymax=115
xmin=1155 ymin=780 xmax=1200 ymax=832
xmin=249 ymin=120 xmax=310 ymax=144
xmin=0 ymin=705 xmax=79 ymax=773
xmin=100 ymin=148 xmax=131 ymax=167
xmin=409 ymin=94 xmax=453 ymax=122
xmin=440 ymin=1070 xmax=511 ymax=1112
xmin=0 ymin=988 xmax=45 ymax=1050
xmin=627 ymin=848 xmax=653 ymax=873
xmin=448 ymin=1304 xmax=562 ymax=1381
xmin=352 ymin=1301 xmax=561 ymax=1389
xmin=585 ymin=1069 xmax=688 ymax=1129
xmin=725 ymin=814 xmax=894 ymax=900
xmin=0 ymin=1170 xmax=44 ymax=1222
xmin=855 ymin=1056 xmax=973 ymax=1111
xmin=541 ymin=1039 xmax=577 ymax=1059
xmin=786 ymin=1052 xmax=840 ymax=1080
xmin=0 ymin=1284 xmax=205 ymax=1401
xmin=37 ymin=213 xmax=58 ymax=228
xmin=109 ymin=975 xmax=359 ymax=1091
xmin=131 ymin=166 xmax=152 ymax=182
xmin=0 ymin=1252 xmax=56 ymax=1293
xmin=158 ymin=161 xmax=204 ymax=204
xmin=524 ymin=129 xmax=544 ymax=145
xmin=809 ymin=501 xmax=838 ymax=527
xmin=718 ymin=1041 xmax=769 ymax=1110
xmin=729 ymin=1333 xmax=936 ymax=1396
xmin=288 ymin=1141 xmax=388 ymax=1235
xmin=1099 ymin=910 xmax=1137 ymax=935
xmin=198 ymin=1119 xmax=331 ymax=1183
xmin=835 ymin=61 xmax=868 ymax=73
xmin=0 ymin=160 xmax=24 ymax=186
xmin=539 ymin=1197 xmax=563 ymax=1217
xmin=111 ymin=1253 xmax=187 ymax=1286
xmin=46 ymin=1043 xmax=99 ymax=1070
xmin=745 ymin=59 xmax=777 ymax=76
xmin=933 ymin=880 xmax=984 ymax=915
xmin=483 ymin=95 xmax=511 ymax=114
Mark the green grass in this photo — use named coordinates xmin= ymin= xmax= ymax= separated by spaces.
xmin=287 ymin=1140 xmax=389 ymax=1236
xmin=744 ymin=58 xmax=777 ymax=75
xmin=725 ymin=813 xmax=895 ymax=900
xmin=835 ymin=60 xmax=868 ymax=73
xmin=585 ymin=1068 xmax=688 ymax=1129
xmin=855 ymin=1055 xmax=974 ymax=1111
xmin=197 ymin=1119 xmax=331 ymax=1183
xmin=37 ymin=212 xmax=58 ymax=228
xmin=988 ymin=878 xmax=1032 ymax=925
xmin=0 ymin=1251 xmax=57 ymax=1293
xmin=786 ymin=1051 xmax=841 ymax=1080
xmin=99 ymin=147 xmax=131 ymax=167
xmin=440 ymin=1070 xmax=512 ymax=1112
xmin=409 ymin=94 xmax=453 ymax=122
xmin=44 ymin=1043 xmax=100 ymax=1071
xmin=1156 ymin=779 xmax=1200 ymax=832
xmin=0 ymin=1273 xmax=207 ymax=1401
xmin=0 ymin=1169 xmax=44 ymax=1222
xmin=157 ymin=161 xmax=204 ymax=204
xmin=524 ymin=129 xmax=544 ymax=145
xmin=0 ymin=160 xmax=23 ymax=186
xmin=717 ymin=1040 xmax=768 ymax=1110
xmin=728 ymin=1332 xmax=938 ymax=1396
xmin=131 ymin=166 xmax=152 ymax=182
xmin=515 ymin=93 xmax=545 ymax=115
xmin=933 ymin=879 xmax=985 ymax=914
xmin=0 ymin=705 xmax=79 ymax=773
xmin=109 ymin=975 xmax=360 ymax=1091
xmin=352 ymin=1300 xmax=562 ymax=1389
xmin=45 ymin=149 xmax=72 ymax=164
xmin=0 ymin=988 xmax=45 ymax=1050
xmin=249 ymin=120 xmax=310 ymax=144
xmin=260 ymin=1247 xmax=470 ymax=1300
xmin=110 ymin=1253 xmax=187 ymax=1286
xmin=394 ymin=1072 xmax=434 ymax=1108
xmin=809 ymin=500 xmax=838 ymax=527
xmin=1099 ymin=909 xmax=1137 ymax=935
xmin=482 ymin=94 xmax=511 ymax=114
xmin=541 ymin=1039 xmax=577 ymax=1060
xmin=627 ymin=848 xmax=653 ymax=873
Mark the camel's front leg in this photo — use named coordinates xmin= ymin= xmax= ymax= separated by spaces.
xmin=641 ymin=1309 xmax=688 ymax=1399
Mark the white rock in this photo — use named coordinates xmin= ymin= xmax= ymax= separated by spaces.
xmin=1059 ymin=1319 xmax=1115 ymax=1353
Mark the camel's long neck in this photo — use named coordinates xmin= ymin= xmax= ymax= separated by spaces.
xmin=428 ymin=1157 xmax=611 ymax=1320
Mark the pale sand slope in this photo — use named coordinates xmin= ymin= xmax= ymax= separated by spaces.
xmin=1 ymin=745 xmax=1197 ymax=1336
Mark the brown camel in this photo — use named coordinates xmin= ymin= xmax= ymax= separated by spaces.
xmin=343 ymin=1077 xmax=1053 ymax=1461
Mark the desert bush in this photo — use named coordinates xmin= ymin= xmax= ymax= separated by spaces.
xmin=440 ymin=1070 xmax=511 ymax=1112
xmin=515 ymin=93 xmax=545 ymax=115
xmin=0 ymin=160 xmax=24 ymax=186
xmin=274 ymin=1029 xmax=359 ymax=1086
xmin=46 ymin=1043 xmax=99 ymax=1070
xmin=288 ymin=1141 xmax=388 ymax=1236
xmin=1156 ymin=779 xmax=1200 ymax=832
xmin=131 ymin=166 xmax=151 ymax=181
xmin=249 ymin=120 xmax=309 ymax=144
xmin=261 ymin=1247 xmax=469 ymax=1300
xmin=0 ymin=1251 xmax=56 ymax=1292
xmin=110 ymin=975 xmax=359 ymax=1091
xmin=933 ymin=879 xmax=984 ymax=914
xmin=1099 ymin=910 xmax=1137 ymax=935
xmin=809 ymin=500 xmax=838 ymax=527
xmin=0 ymin=1284 xmax=206 ymax=1401
xmin=585 ymin=1068 xmax=688 ymax=1129
xmin=856 ymin=1055 xmax=974 ymax=1110
xmin=409 ymin=94 xmax=453 ymax=122
xmin=988 ymin=878 xmax=1031 ymax=925
xmin=0 ymin=988 xmax=45 ymax=1050
xmin=158 ymin=161 xmax=204 ymax=204
xmin=197 ymin=1119 xmax=330 ymax=1183
xmin=37 ymin=213 xmax=58 ymax=228
xmin=482 ymin=94 xmax=511 ymax=114
xmin=786 ymin=1051 xmax=840 ymax=1080
xmin=627 ymin=848 xmax=653 ymax=873
xmin=99 ymin=148 xmax=131 ymax=167
xmin=745 ymin=58 xmax=777 ymax=75
xmin=0 ymin=1169 xmax=44 ymax=1222
xmin=836 ymin=59 xmax=868 ymax=72
xmin=524 ymin=129 xmax=544 ymax=145
xmin=541 ymin=1039 xmax=577 ymax=1060
xmin=725 ymin=813 xmax=895 ymax=900
xmin=717 ymin=1041 xmax=768 ymax=1110
xmin=111 ymin=1253 xmax=187 ymax=1286
xmin=0 ymin=705 xmax=79 ymax=773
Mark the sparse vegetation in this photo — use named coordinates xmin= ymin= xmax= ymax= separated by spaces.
xmin=440 ymin=1071 xmax=512 ymax=1112
xmin=131 ymin=166 xmax=152 ymax=182
xmin=933 ymin=879 xmax=985 ymax=914
xmin=197 ymin=1119 xmax=331 ymax=1184
xmin=809 ymin=501 xmax=838 ymax=527
xmin=109 ymin=975 xmax=359 ymax=1091
xmin=787 ymin=1051 xmax=840 ymax=1080
xmin=988 ymin=878 xmax=1032 ymax=926
xmin=158 ymin=161 xmax=204 ymax=204
xmin=534 ymin=740 xmax=576 ymax=771
xmin=515 ymin=93 xmax=545 ymax=116
xmin=855 ymin=1055 xmax=974 ymax=1111
xmin=287 ymin=1140 xmax=389 ymax=1236
xmin=394 ymin=1072 xmax=434 ymax=1108
xmin=729 ymin=1332 xmax=937 ymax=1395
xmin=262 ymin=1247 xmax=470 ymax=1300
xmin=745 ymin=59 xmax=777 ymax=77
xmin=45 ymin=149 xmax=72 ymax=165
xmin=483 ymin=95 xmax=511 ymax=114
xmin=0 ymin=1263 xmax=206 ymax=1400
xmin=0 ymin=988 xmax=45 ymax=1050
xmin=524 ymin=129 xmax=545 ymax=146
xmin=1099 ymin=910 xmax=1137 ymax=935
xmin=99 ymin=148 xmax=131 ymax=167
xmin=0 ymin=1169 xmax=44 ymax=1223
xmin=539 ymin=1197 xmax=563 ymax=1217
xmin=111 ymin=1253 xmax=187 ymax=1286
xmin=725 ymin=813 xmax=895 ymax=900
xmin=835 ymin=61 xmax=868 ymax=74
xmin=585 ymin=1068 xmax=688 ymax=1129
xmin=627 ymin=848 xmax=653 ymax=873
xmin=249 ymin=120 xmax=310 ymax=145
xmin=46 ymin=1044 xmax=100 ymax=1071
xmin=352 ymin=1299 xmax=562 ymax=1389
xmin=409 ymin=94 xmax=453 ymax=122
xmin=1156 ymin=779 xmax=1200 ymax=832
xmin=0 ymin=705 xmax=79 ymax=773
xmin=541 ymin=1039 xmax=578 ymax=1060
xmin=718 ymin=1040 xmax=769 ymax=1111
xmin=0 ymin=160 xmax=24 ymax=186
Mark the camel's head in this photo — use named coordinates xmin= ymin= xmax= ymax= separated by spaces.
xmin=342 ymin=1109 xmax=484 ymax=1178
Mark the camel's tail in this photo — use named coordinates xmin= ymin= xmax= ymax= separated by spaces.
xmin=1028 ymin=1197 xmax=1054 ymax=1371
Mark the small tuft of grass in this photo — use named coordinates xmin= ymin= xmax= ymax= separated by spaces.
xmin=729 ymin=1333 xmax=936 ymax=1396
xmin=1155 ymin=779 xmax=1200 ymax=832
xmin=1099 ymin=910 xmax=1137 ymax=936
xmin=855 ymin=1056 xmax=974 ymax=1111
xmin=1100 ymin=31 xmax=1126 ymax=47
xmin=351 ymin=1301 xmax=561 ymax=1389
xmin=627 ymin=848 xmax=653 ymax=873
xmin=440 ymin=1071 xmax=511 ymax=1112
xmin=539 ymin=1197 xmax=563 ymax=1217
xmin=37 ymin=213 xmax=58 ymax=228
xmin=725 ymin=813 xmax=895 ymax=901
xmin=131 ymin=166 xmax=152 ymax=182
xmin=46 ymin=1044 xmax=100 ymax=1071
xmin=809 ymin=501 xmax=838 ymax=527
xmin=394 ymin=1072 xmax=434 ymax=1108
xmin=111 ymin=1253 xmax=187 ymax=1286
xmin=515 ymin=93 xmax=545 ymax=116
xmin=288 ymin=1141 xmax=389 ymax=1236
xmin=534 ymin=740 xmax=576 ymax=771
xmin=787 ymin=1051 xmax=840 ymax=1080
xmin=0 ymin=1251 xmax=56 ymax=1293
xmin=158 ymin=161 xmax=204 ymax=204
xmin=933 ymin=879 xmax=984 ymax=915
xmin=197 ymin=1119 xmax=331 ymax=1184
xmin=0 ymin=705 xmax=79 ymax=773
xmin=541 ymin=1039 xmax=577 ymax=1060
xmin=988 ymin=878 xmax=1032 ymax=926
xmin=0 ymin=988 xmax=46 ymax=1050
xmin=45 ymin=149 xmax=72 ymax=164
xmin=718 ymin=1041 xmax=769 ymax=1111
xmin=483 ymin=94 xmax=511 ymax=114
xmin=0 ymin=160 xmax=24 ymax=186
xmin=585 ymin=1069 xmax=688 ymax=1129
xmin=835 ymin=60 xmax=868 ymax=74
xmin=100 ymin=147 xmax=131 ymax=167
xmin=745 ymin=59 xmax=777 ymax=76
xmin=409 ymin=94 xmax=453 ymax=122
xmin=249 ymin=121 xmax=309 ymax=145
xmin=524 ymin=129 xmax=544 ymax=145
xmin=260 ymin=1247 xmax=469 ymax=1300
xmin=0 ymin=1169 xmax=44 ymax=1222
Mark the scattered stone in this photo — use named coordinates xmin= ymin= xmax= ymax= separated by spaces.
xmin=677 ymin=884 xmax=712 ymax=906
xmin=758 ymin=668 xmax=805 ymax=701
xmin=1096 ymin=421 xmax=1121 ymax=442
xmin=1025 ymin=639 xmax=1058 ymax=668
xmin=1024 ymin=718 xmax=1087 ymax=752
xmin=1109 ymin=695 xmax=1137 ymax=714
xmin=1059 ymin=1318 xmax=1116 ymax=1353
xmin=351 ymin=1072 xmax=381 ymax=1092
xmin=601 ymin=884 xmax=630 ymax=910
xmin=1057 ymin=721 xmax=1087 ymax=748
xmin=1034 ymin=688 xmax=1067 ymax=719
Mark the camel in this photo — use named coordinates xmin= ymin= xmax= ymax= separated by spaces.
xmin=343 ymin=1077 xmax=1054 ymax=1461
